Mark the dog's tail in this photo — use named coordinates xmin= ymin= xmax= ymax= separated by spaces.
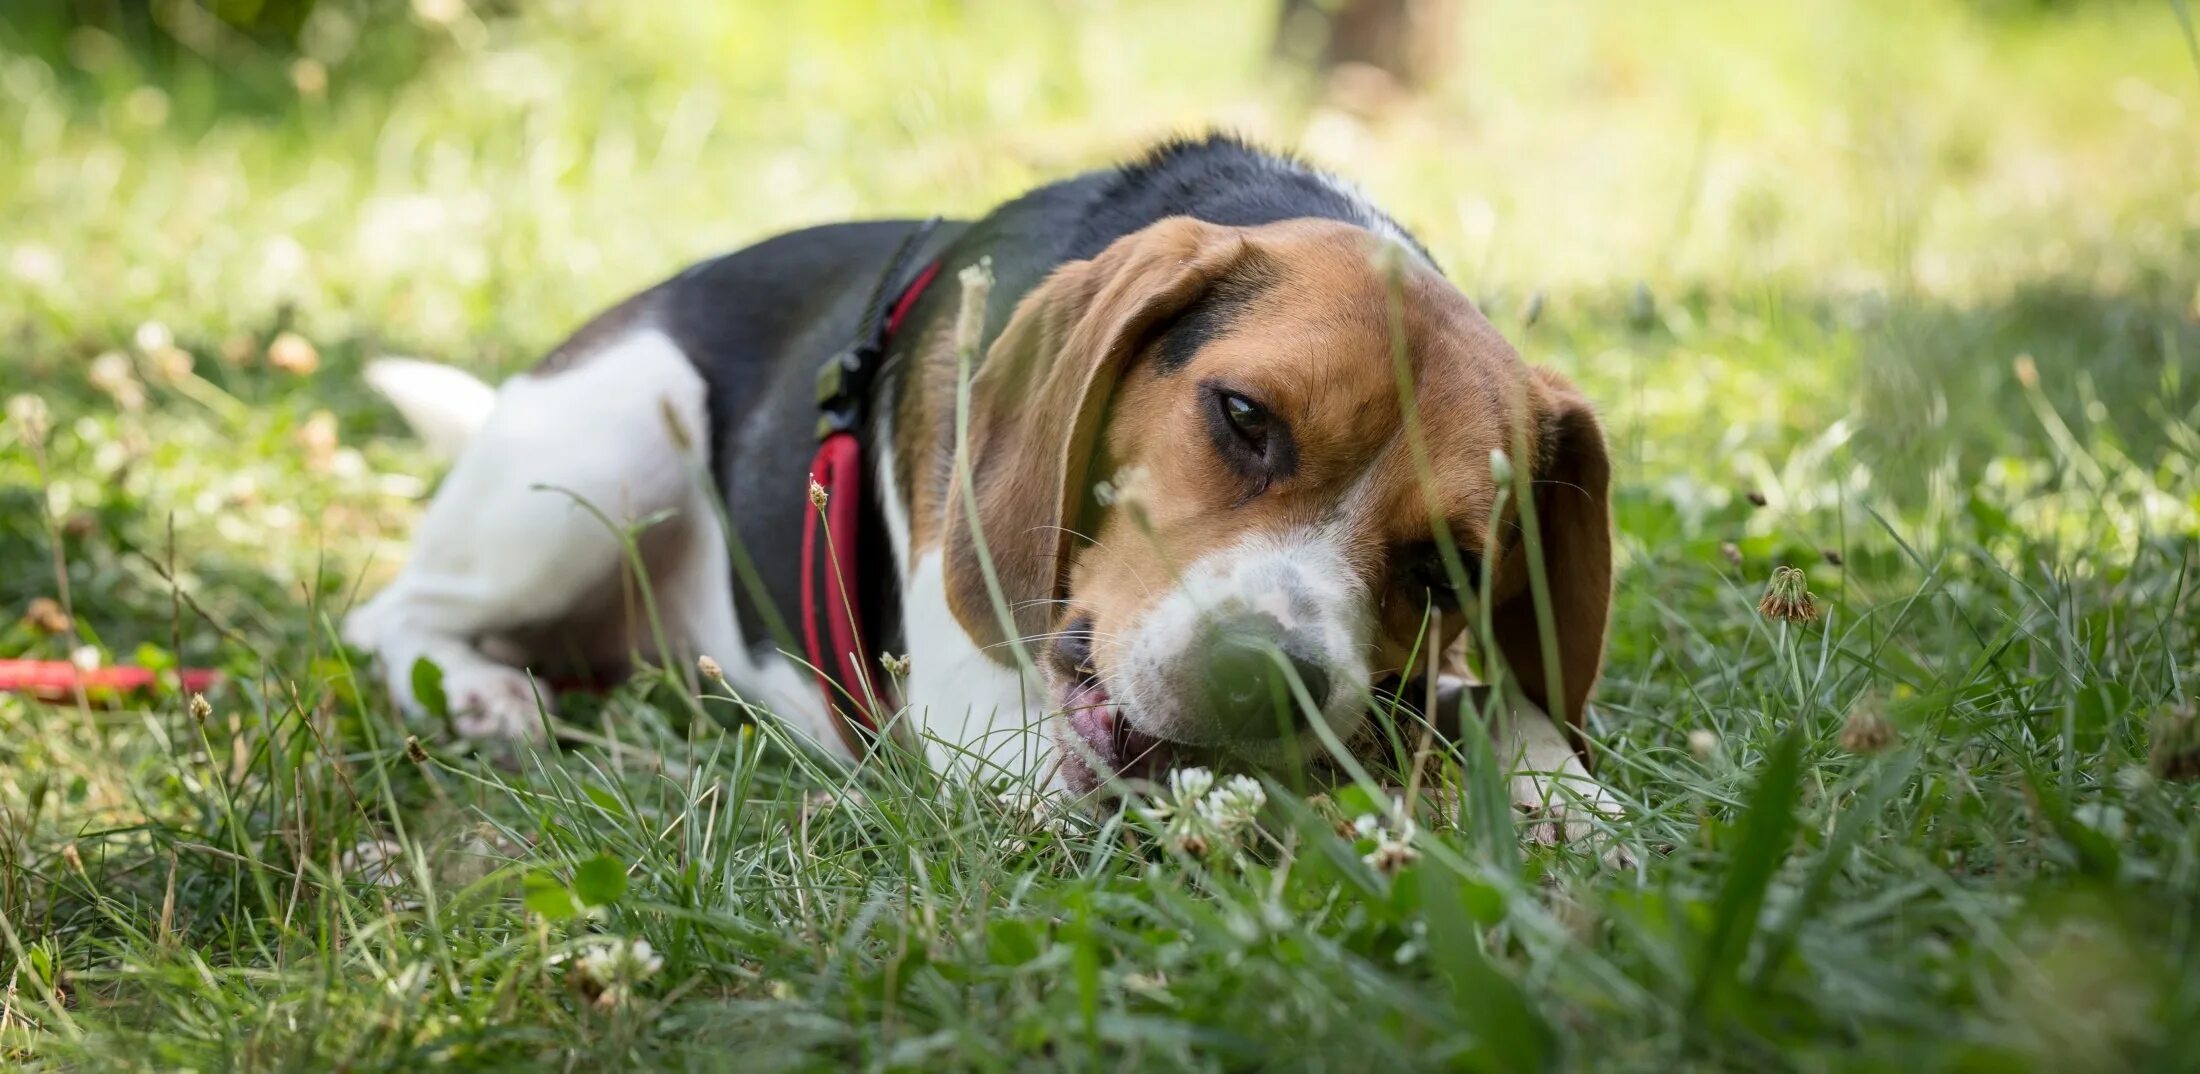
xmin=362 ymin=358 xmax=499 ymax=458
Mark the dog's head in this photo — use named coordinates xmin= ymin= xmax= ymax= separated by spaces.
xmin=944 ymin=216 xmax=1612 ymax=793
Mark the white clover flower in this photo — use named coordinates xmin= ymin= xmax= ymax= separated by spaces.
xmin=1167 ymin=766 xmax=1214 ymax=804
xmin=1363 ymin=830 xmax=1421 ymax=875
xmin=1197 ymin=774 xmax=1267 ymax=833
xmin=1143 ymin=767 xmax=1274 ymax=860
xmin=573 ymin=936 xmax=663 ymax=1009
xmin=1352 ymin=813 xmax=1382 ymax=840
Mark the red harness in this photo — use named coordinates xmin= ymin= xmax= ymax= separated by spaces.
xmin=801 ymin=239 xmax=941 ymax=754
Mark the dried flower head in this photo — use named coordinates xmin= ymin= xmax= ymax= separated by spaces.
xmin=1307 ymin=793 xmax=1359 ymax=839
xmin=1838 ymin=705 xmax=1898 ymax=755
xmin=61 ymin=842 xmax=84 ymax=875
xmin=1520 ymin=290 xmax=1546 ymax=328
xmin=2149 ymin=703 xmax=2200 ymax=782
xmin=807 ymin=477 xmax=828 ymax=510
xmin=878 ymin=651 xmax=911 ymax=678
xmin=267 ymin=331 xmax=320 ymax=376
xmin=188 ymin=692 xmax=212 ymax=724
xmin=22 ymin=596 xmax=70 ymax=635
xmin=954 ymin=257 xmax=995 ymax=359
xmin=1757 ymin=565 xmax=1820 ymax=623
xmin=696 ymin=653 xmax=725 ymax=682
xmin=405 ymin=735 xmax=429 ymax=764
xmin=1719 ymin=541 xmax=1744 ymax=567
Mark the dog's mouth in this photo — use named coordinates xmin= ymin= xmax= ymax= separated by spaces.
xmin=1049 ymin=618 xmax=1190 ymax=794
xmin=1052 ymin=672 xmax=1178 ymax=791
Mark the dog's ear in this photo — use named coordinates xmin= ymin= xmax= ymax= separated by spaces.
xmin=1488 ymin=369 xmax=1613 ymax=762
xmin=944 ymin=216 xmax=1247 ymax=652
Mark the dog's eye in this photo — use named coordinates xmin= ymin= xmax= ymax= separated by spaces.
xmin=1400 ymin=544 xmax=1478 ymax=612
xmin=1218 ymin=391 xmax=1270 ymax=452
xmin=1202 ymin=381 xmax=1296 ymax=495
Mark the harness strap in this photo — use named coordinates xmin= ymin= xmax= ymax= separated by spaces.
xmin=802 ymin=224 xmax=942 ymax=751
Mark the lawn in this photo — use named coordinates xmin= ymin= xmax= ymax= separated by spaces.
xmin=3 ymin=0 xmax=2199 ymax=1069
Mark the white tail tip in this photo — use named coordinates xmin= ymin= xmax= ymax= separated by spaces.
xmin=362 ymin=358 xmax=498 ymax=457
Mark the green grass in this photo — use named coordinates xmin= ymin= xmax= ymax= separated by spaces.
xmin=4 ymin=0 xmax=2200 ymax=1069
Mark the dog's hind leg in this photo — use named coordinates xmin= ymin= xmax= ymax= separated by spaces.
xmin=345 ymin=330 xmax=721 ymax=741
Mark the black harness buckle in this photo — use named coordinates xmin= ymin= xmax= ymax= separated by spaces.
xmin=815 ymin=217 xmax=943 ymax=442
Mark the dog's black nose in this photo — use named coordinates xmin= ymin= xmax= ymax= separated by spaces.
xmin=1197 ymin=614 xmax=1330 ymax=739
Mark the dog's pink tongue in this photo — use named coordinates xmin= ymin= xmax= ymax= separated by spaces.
xmin=1068 ymin=699 xmax=1115 ymax=753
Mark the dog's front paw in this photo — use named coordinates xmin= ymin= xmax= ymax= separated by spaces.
xmin=445 ymin=666 xmax=550 ymax=742
xmin=1513 ymin=778 xmax=1634 ymax=870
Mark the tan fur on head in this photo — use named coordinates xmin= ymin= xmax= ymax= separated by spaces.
xmin=940 ymin=217 xmax=1253 ymax=650
xmin=930 ymin=214 xmax=1613 ymax=762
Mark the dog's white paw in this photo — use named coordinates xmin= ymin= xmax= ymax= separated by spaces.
xmin=444 ymin=665 xmax=550 ymax=742
xmin=1513 ymin=779 xmax=1634 ymax=869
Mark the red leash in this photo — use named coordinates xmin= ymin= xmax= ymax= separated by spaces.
xmin=802 ymin=251 xmax=941 ymax=750
xmin=0 ymin=659 xmax=219 ymax=701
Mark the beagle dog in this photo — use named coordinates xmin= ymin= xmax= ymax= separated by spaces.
xmin=345 ymin=135 xmax=1620 ymax=839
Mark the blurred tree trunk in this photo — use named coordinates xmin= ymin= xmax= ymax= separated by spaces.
xmin=1273 ymin=0 xmax=1460 ymax=93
